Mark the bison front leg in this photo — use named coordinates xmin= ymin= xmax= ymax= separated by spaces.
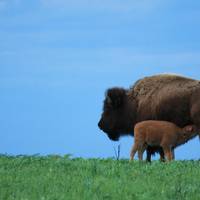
xmin=146 ymin=146 xmax=155 ymax=162
xmin=159 ymin=148 xmax=165 ymax=162
xmin=146 ymin=147 xmax=165 ymax=162
xmin=146 ymin=150 xmax=151 ymax=162
xmin=171 ymin=148 xmax=175 ymax=160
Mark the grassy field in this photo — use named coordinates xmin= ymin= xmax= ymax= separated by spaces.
xmin=0 ymin=155 xmax=200 ymax=200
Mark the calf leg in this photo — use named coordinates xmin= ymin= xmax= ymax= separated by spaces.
xmin=138 ymin=144 xmax=146 ymax=161
xmin=130 ymin=143 xmax=138 ymax=160
xmin=162 ymin=145 xmax=173 ymax=161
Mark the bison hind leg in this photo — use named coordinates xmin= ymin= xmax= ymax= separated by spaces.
xmin=146 ymin=146 xmax=154 ymax=162
xmin=158 ymin=147 xmax=165 ymax=162
xmin=146 ymin=146 xmax=165 ymax=162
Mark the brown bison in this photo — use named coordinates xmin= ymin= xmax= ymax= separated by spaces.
xmin=98 ymin=74 xmax=200 ymax=161
xmin=130 ymin=120 xmax=198 ymax=161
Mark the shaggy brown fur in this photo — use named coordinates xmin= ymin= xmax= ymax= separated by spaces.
xmin=98 ymin=74 xmax=200 ymax=161
xmin=130 ymin=120 xmax=198 ymax=161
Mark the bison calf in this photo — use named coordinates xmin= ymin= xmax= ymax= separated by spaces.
xmin=130 ymin=120 xmax=198 ymax=161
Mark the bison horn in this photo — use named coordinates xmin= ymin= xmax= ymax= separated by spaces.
xmin=107 ymin=96 xmax=112 ymax=104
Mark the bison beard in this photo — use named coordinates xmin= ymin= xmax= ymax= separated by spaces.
xmin=98 ymin=74 xmax=200 ymax=161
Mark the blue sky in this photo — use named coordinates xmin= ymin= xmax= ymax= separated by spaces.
xmin=1 ymin=0 xmax=200 ymax=159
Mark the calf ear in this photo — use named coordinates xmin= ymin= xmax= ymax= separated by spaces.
xmin=184 ymin=125 xmax=194 ymax=132
xmin=106 ymin=88 xmax=127 ymax=108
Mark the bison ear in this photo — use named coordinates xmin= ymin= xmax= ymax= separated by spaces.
xmin=106 ymin=87 xmax=127 ymax=108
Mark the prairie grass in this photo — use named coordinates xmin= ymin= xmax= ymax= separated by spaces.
xmin=0 ymin=155 xmax=200 ymax=200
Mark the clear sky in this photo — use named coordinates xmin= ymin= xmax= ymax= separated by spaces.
xmin=1 ymin=0 xmax=200 ymax=159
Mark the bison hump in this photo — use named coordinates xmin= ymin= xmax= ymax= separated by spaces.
xmin=128 ymin=74 xmax=199 ymax=100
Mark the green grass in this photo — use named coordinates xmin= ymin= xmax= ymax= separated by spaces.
xmin=1 ymin=155 xmax=200 ymax=200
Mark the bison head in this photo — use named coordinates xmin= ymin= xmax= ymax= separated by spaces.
xmin=98 ymin=87 xmax=136 ymax=141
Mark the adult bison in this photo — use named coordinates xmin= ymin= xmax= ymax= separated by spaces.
xmin=98 ymin=74 xmax=200 ymax=161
